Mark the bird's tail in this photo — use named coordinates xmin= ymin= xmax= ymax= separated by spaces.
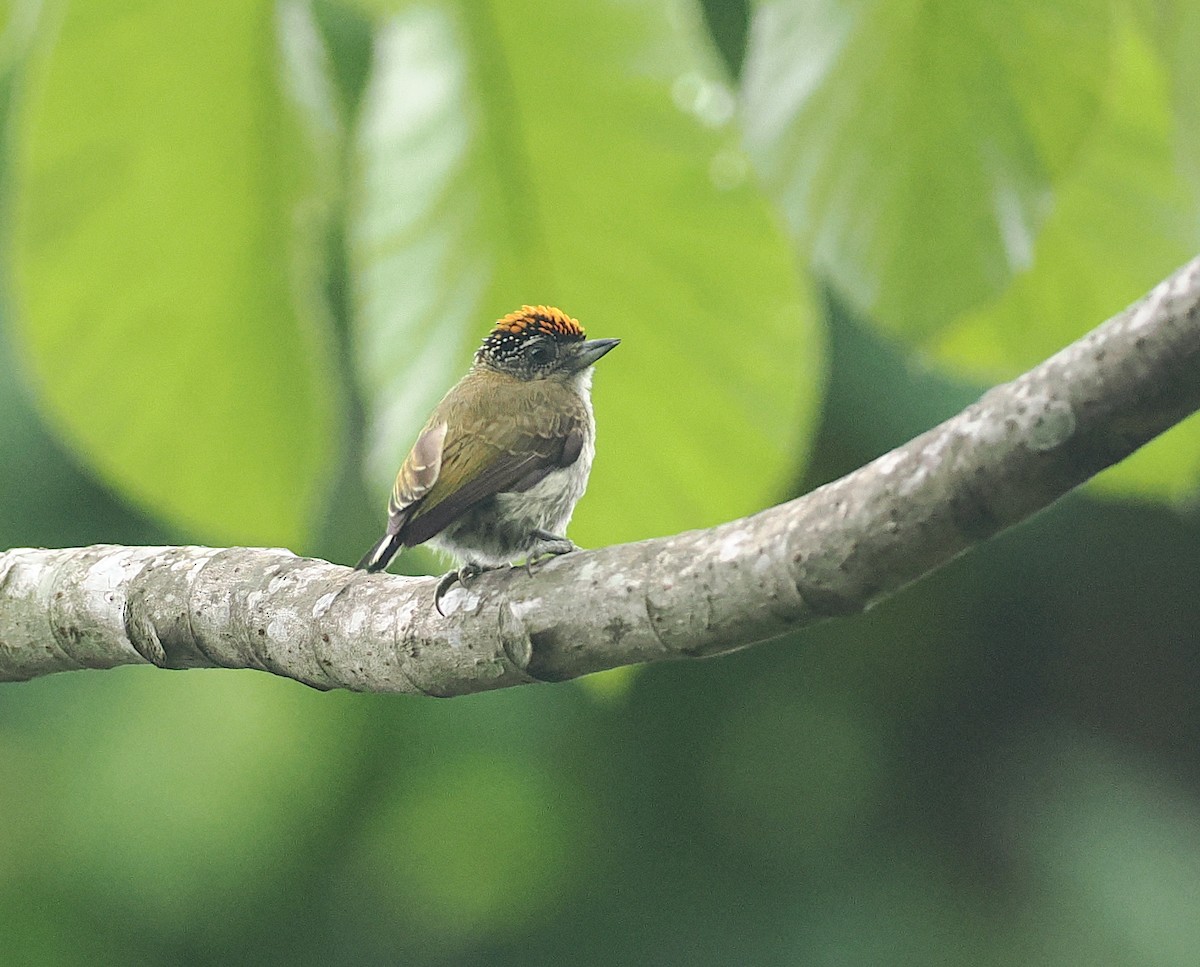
xmin=355 ymin=533 xmax=404 ymax=572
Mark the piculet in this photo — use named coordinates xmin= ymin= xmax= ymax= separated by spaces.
xmin=356 ymin=306 xmax=619 ymax=613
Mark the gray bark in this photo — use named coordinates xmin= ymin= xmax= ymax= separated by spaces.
xmin=4 ymin=257 xmax=1200 ymax=694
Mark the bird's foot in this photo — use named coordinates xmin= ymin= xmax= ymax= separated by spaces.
xmin=524 ymin=530 xmax=578 ymax=577
xmin=434 ymin=562 xmax=500 ymax=616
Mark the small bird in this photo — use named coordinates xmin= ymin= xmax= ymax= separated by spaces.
xmin=356 ymin=305 xmax=619 ymax=612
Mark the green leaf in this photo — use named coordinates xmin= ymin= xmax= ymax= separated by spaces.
xmin=350 ymin=0 xmax=824 ymax=548
xmin=931 ymin=22 xmax=1200 ymax=500
xmin=741 ymin=0 xmax=1113 ymax=336
xmin=1157 ymin=1 xmax=1200 ymax=193
xmin=10 ymin=3 xmax=337 ymax=546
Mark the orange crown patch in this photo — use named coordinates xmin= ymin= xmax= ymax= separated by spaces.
xmin=493 ymin=305 xmax=584 ymax=339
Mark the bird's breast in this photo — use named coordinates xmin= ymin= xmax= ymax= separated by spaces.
xmin=496 ymin=432 xmax=594 ymax=531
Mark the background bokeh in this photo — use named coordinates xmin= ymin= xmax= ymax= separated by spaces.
xmin=3 ymin=1 xmax=1200 ymax=964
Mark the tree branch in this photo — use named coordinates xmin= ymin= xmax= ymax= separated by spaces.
xmin=5 ymin=257 xmax=1200 ymax=694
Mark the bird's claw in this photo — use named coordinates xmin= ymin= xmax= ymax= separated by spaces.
xmin=434 ymin=562 xmax=491 ymax=615
xmin=434 ymin=537 xmax=577 ymax=614
xmin=433 ymin=571 xmax=460 ymax=616
xmin=523 ymin=533 xmax=577 ymax=577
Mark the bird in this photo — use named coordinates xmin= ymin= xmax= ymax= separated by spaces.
xmin=355 ymin=305 xmax=619 ymax=613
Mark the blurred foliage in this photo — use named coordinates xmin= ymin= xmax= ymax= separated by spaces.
xmin=933 ymin=16 xmax=1200 ymax=499
xmin=2 ymin=0 xmax=1200 ymax=965
xmin=346 ymin=0 xmax=823 ymax=546
xmin=741 ymin=0 xmax=1113 ymax=335
xmin=10 ymin=2 xmax=339 ymax=547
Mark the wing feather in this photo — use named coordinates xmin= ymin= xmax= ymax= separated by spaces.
xmin=386 ymin=421 xmax=447 ymax=533
xmin=388 ymin=375 xmax=588 ymax=548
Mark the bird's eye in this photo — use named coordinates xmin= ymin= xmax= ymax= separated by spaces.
xmin=528 ymin=345 xmax=554 ymax=366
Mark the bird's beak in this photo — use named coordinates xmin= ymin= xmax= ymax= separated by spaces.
xmin=571 ymin=338 xmax=620 ymax=371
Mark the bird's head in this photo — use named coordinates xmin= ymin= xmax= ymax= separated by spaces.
xmin=475 ymin=306 xmax=620 ymax=381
